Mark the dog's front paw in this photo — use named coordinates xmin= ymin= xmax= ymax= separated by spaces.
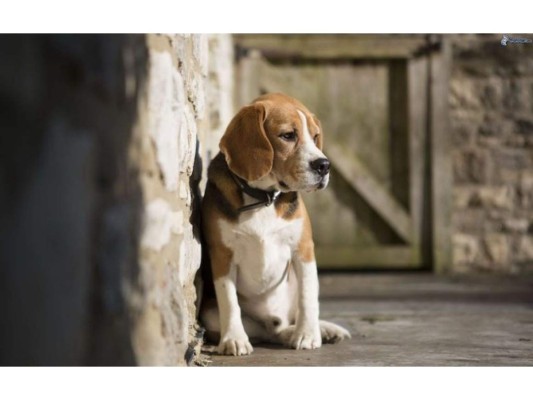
xmin=282 ymin=325 xmax=322 ymax=350
xmin=218 ymin=335 xmax=253 ymax=356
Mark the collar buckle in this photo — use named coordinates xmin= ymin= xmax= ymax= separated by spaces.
xmin=265 ymin=190 xmax=280 ymax=207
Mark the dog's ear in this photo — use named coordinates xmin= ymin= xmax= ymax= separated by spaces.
xmin=220 ymin=103 xmax=273 ymax=182
xmin=312 ymin=116 xmax=324 ymax=151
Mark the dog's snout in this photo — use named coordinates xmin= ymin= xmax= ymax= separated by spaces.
xmin=310 ymin=158 xmax=330 ymax=177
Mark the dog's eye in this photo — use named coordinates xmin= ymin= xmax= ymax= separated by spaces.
xmin=313 ymin=134 xmax=320 ymax=144
xmin=279 ymin=131 xmax=297 ymax=141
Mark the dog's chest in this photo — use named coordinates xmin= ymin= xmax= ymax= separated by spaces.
xmin=218 ymin=206 xmax=303 ymax=295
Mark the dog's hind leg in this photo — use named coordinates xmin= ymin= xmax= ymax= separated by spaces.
xmin=319 ymin=320 xmax=351 ymax=343
xmin=277 ymin=320 xmax=351 ymax=347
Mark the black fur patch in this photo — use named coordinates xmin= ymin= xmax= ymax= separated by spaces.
xmin=207 ymin=181 xmax=240 ymax=221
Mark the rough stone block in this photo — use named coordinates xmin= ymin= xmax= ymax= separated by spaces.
xmin=493 ymin=167 xmax=522 ymax=186
xmin=148 ymin=50 xmax=186 ymax=192
xmin=140 ymin=199 xmax=184 ymax=252
xmin=517 ymin=236 xmax=533 ymax=262
xmin=193 ymin=35 xmax=209 ymax=78
xmin=493 ymin=147 xmax=531 ymax=170
xmin=171 ymin=34 xmax=207 ymax=120
xmin=502 ymin=78 xmax=530 ymax=112
xmin=452 ymin=209 xmax=486 ymax=233
xmin=453 ymin=233 xmax=480 ymax=265
xmin=480 ymin=77 xmax=504 ymax=110
xmin=485 ymin=212 xmax=509 ymax=233
xmin=450 ymin=113 xmax=479 ymax=147
xmin=515 ymin=117 xmax=533 ymax=136
xmin=453 ymin=148 xmax=492 ymax=184
xmin=504 ymin=134 xmax=527 ymax=147
xmin=519 ymin=171 xmax=533 ymax=208
xmin=503 ymin=218 xmax=530 ymax=233
xmin=450 ymin=78 xmax=483 ymax=111
xmin=478 ymin=115 xmax=513 ymax=139
xmin=476 ymin=186 xmax=515 ymax=210
xmin=453 ymin=187 xmax=476 ymax=209
xmin=483 ymin=234 xmax=510 ymax=264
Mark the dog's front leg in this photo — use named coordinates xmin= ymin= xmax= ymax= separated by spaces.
xmin=214 ymin=262 xmax=253 ymax=356
xmin=289 ymin=255 xmax=322 ymax=350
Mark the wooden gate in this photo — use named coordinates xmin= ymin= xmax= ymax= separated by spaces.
xmin=234 ymin=35 xmax=451 ymax=272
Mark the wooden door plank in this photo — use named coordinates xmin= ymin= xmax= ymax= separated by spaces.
xmin=327 ymin=142 xmax=415 ymax=244
xmin=234 ymin=34 xmax=428 ymax=60
xmin=429 ymin=37 xmax=452 ymax=274
xmin=317 ymin=245 xmax=421 ymax=268
xmin=407 ymin=57 xmax=429 ymax=250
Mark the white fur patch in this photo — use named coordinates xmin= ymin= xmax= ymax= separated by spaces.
xmin=218 ymin=204 xmax=303 ymax=328
xmin=287 ymin=258 xmax=322 ymax=349
xmin=214 ymin=267 xmax=253 ymax=355
xmin=293 ymin=259 xmax=320 ymax=323
xmin=297 ymin=109 xmax=324 ymax=160
xmin=294 ymin=110 xmax=329 ymax=191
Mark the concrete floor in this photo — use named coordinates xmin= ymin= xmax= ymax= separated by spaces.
xmin=203 ymin=273 xmax=533 ymax=366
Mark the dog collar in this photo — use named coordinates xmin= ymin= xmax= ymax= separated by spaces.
xmin=230 ymin=173 xmax=281 ymax=213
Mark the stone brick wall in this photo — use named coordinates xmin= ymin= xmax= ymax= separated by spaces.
xmin=450 ymin=34 xmax=533 ymax=274
xmin=0 ymin=34 xmax=232 ymax=365
xmin=132 ymin=34 xmax=232 ymax=365
xmin=131 ymin=34 xmax=207 ymax=366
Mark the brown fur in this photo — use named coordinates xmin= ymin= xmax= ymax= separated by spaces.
xmin=296 ymin=203 xmax=316 ymax=263
xmin=219 ymin=103 xmax=273 ymax=182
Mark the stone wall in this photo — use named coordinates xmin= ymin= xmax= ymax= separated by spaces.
xmin=0 ymin=34 xmax=232 ymax=365
xmin=450 ymin=34 xmax=533 ymax=274
xmin=131 ymin=34 xmax=206 ymax=366
xmin=132 ymin=34 xmax=232 ymax=365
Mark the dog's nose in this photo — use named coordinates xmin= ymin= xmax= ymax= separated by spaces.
xmin=310 ymin=158 xmax=330 ymax=177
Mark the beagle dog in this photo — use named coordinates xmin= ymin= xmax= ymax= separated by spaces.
xmin=200 ymin=93 xmax=350 ymax=356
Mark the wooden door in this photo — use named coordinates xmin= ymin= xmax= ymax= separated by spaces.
xmin=234 ymin=35 xmax=451 ymax=271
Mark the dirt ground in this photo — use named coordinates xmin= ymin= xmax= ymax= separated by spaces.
xmin=203 ymin=273 xmax=533 ymax=366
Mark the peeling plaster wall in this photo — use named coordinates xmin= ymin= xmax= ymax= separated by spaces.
xmin=0 ymin=34 xmax=233 ymax=366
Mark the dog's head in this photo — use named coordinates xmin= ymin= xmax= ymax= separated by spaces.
xmin=220 ymin=93 xmax=330 ymax=192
